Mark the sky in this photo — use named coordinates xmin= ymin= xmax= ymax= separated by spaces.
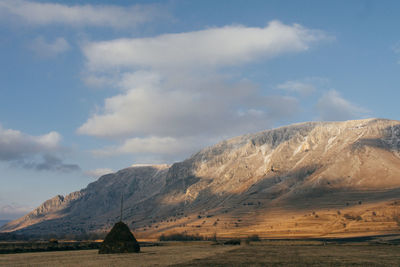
xmin=1 ymin=0 xmax=400 ymax=220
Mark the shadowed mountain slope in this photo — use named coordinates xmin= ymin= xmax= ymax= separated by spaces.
xmin=2 ymin=118 xmax=400 ymax=238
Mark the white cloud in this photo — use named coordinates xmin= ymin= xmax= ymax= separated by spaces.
xmin=0 ymin=125 xmax=80 ymax=172
xmin=0 ymin=0 xmax=164 ymax=28
xmin=92 ymin=136 xmax=200 ymax=157
xmin=83 ymin=21 xmax=330 ymax=71
xmin=29 ymin=36 xmax=70 ymax=57
xmin=84 ymin=168 xmax=114 ymax=178
xmin=77 ymin=73 xmax=300 ymax=139
xmin=82 ymin=74 xmax=114 ymax=89
xmin=0 ymin=125 xmax=61 ymax=161
xmin=78 ymin=21 xmax=330 ymax=159
xmin=316 ymin=90 xmax=369 ymax=121
xmin=118 ymin=71 xmax=163 ymax=91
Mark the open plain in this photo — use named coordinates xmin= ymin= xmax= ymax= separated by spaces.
xmin=2 ymin=240 xmax=400 ymax=266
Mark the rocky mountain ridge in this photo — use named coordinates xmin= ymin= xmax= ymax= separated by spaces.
xmin=2 ymin=118 xmax=400 ymax=238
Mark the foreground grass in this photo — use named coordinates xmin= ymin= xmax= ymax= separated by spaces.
xmin=1 ymin=241 xmax=400 ymax=266
xmin=173 ymin=241 xmax=400 ymax=266
xmin=0 ymin=241 xmax=234 ymax=267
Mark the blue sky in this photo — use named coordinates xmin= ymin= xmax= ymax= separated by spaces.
xmin=0 ymin=0 xmax=400 ymax=220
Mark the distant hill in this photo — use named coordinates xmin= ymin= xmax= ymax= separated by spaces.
xmin=2 ymin=118 xmax=400 ymax=239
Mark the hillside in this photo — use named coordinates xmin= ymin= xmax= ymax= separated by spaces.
xmin=2 ymin=118 xmax=400 ymax=239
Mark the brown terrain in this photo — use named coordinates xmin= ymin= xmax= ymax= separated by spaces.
xmin=3 ymin=241 xmax=400 ymax=266
xmin=2 ymin=118 xmax=400 ymax=239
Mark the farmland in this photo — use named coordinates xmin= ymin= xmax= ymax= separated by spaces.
xmin=2 ymin=239 xmax=400 ymax=266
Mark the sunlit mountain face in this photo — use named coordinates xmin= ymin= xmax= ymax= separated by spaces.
xmin=3 ymin=119 xmax=400 ymax=239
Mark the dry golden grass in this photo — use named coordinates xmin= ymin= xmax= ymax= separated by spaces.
xmin=172 ymin=241 xmax=400 ymax=266
xmin=137 ymin=198 xmax=400 ymax=240
xmin=2 ymin=240 xmax=400 ymax=266
xmin=0 ymin=242 xmax=234 ymax=267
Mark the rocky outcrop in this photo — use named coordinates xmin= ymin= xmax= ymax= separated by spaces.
xmin=3 ymin=118 xmax=400 ymax=238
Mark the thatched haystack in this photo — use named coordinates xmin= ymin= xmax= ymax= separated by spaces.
xmin=99 ymin=221 xmax=140 ymax=254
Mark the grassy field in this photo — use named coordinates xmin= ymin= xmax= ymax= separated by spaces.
xmin=172 ymin=241 xmax=400 ymax=266
xmin=1 ymin=240 xmax=400 ymax=266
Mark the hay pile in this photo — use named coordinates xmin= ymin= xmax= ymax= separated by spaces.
xmin=99 ymin=221 xmax=140 ymax=254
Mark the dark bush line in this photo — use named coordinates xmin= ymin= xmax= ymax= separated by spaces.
xmin=159 ymin=233 xmax=261 ymax=245
xmin=159 ymin=232 xmax=221 ymax=242
xmin=159 ymin=233 xmax=205 ymax=241
xmin=0 ymin=241 xmax=162 ymax=254
xmin=0 ymin=242 xmax=101 ymax=254
xmin=0 ymin=232 xmax=107 ymax=242
xmin=246 ymin=235 xmax=261 ymax=242
xmin=223 ymin=239 xmax=241 ymax=245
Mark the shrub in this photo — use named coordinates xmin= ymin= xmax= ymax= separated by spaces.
xmin=344 ymin=214 xmax=355 ymax=220
xmin=246 ymin=234 xmax=261 ymax=242
xmin=224 ymin=239 xmax=241 ymax=245
xmin=159 ymin=233 xmax=204 ymax=241
xmin=343 ymin=214 xmax=362 ymax=221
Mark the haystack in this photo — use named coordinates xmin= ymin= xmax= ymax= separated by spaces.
xmin=99 ymin=221 xmax=140 ymax=254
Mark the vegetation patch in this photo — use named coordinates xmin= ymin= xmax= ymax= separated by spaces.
xmin=0 ymin=241 xmax=101 ymax=254
xmin=245 ymin=234 xmax=261 ymax=244
xmin=159 ymin=233 xmax=204 ymax=241
xmin=223 ymin=239 xmax=241 ymax=245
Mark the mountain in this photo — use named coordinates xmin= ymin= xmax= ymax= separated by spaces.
xmin=2 ymin=118 xmax=400 ymax=239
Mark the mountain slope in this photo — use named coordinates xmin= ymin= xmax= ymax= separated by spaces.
xmin=2 ymin=118 xmax=400 ymax=238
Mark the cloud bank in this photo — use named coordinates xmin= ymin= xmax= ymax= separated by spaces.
xmin=0 ymin=125 xmax=79 ymax=172
xmin=83 ymin=21 xmax=329 ymax=71
xmin=78 ymin=21 xmax=333 ymax=160
xmin=0 ymin=0 xmax=164 ymax=28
